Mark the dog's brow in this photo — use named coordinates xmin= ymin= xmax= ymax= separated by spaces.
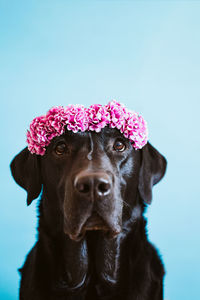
xmin=87 ymin=132 xmax=94 ymax=161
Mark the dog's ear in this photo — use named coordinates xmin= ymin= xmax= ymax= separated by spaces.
xmin=10 ymin=147 xmax=42 ymax=206
xmin=138 ymin=142 xmax=167 ymax=204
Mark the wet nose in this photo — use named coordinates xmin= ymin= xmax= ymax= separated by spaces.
xmin=74 ymin=171 xmax=111 ymax=198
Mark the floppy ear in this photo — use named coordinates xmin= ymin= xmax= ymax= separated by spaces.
xmin=10 ymin=147 xmax=42 ymax=206
xmin=138 ymin=142 xmax=167 ymax=204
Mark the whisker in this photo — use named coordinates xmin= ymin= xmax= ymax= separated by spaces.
xmin=122 ymin=200 xmax=132 ymax=212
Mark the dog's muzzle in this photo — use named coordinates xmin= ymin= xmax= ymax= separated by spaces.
xmin=64 ymin=170 xmax=122 ymax=241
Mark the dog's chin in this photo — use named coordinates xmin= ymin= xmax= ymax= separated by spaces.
xmin=65 ymin=212 xmax=121 ymax=242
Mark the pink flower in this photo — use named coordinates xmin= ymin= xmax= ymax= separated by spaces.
xmin=122 ymin=111 xmax=148 ymax=149
xmin=26 ymin=101 xmax=148 ymax=155
xmin=88 ymin=104 xmax=110 ymax=132
xmin=105 ymin=100 xmax=127 ymax=130
xmin=46 ymin=106 xmax=66 ymax=133
xmin=27 ymin=115 xmax=49 ymax=154
xmin=65 ymin=105 xmax=89 ymax=133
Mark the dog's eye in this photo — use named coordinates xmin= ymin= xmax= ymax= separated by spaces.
xmin=55 ymin=142 xmax=67 ymax=155
xmin=113 ymin=140 xmax=126 ymax=152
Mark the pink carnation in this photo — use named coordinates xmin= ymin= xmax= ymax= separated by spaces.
xmin=64 ymin=105 xmax=89 ymax=133
xmin=122 ymin=111 xmax=148 ymax=149
xmin=105 ymin=100 xmax=127 ymax=130
xmin=27 ymin=115 xmax=48 ymax=155
xmin=88 ymin=104 xmax=110 ymax=132
xmin=26 ymin=101 xmax=148 ymax=155
xmin=46 ymin=106 xmax=66 ymax=133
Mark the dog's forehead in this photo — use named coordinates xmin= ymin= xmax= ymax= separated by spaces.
xmin=52 ymin=127 xmax=126 ymax=144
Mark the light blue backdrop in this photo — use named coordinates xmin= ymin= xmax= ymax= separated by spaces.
xmin=0 ymin=1 xmax=199 ymax=299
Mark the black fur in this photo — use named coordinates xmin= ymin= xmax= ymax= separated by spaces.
xmin=10 ymin=128 xmax=167 ymax=300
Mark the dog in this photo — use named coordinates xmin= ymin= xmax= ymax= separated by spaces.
xmin=11 ymin=127 xmax=167 ymax=300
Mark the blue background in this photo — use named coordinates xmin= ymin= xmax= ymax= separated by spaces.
xmin=0 ymin=1 xmax=200 ymax=299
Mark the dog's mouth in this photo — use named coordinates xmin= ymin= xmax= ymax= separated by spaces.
xmin=83 ymin=212 xmax=108 ymax=231
xmin=68 ymin=212 xmax=120 ymax=241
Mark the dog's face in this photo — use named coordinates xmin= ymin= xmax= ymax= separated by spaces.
xmin=11 ymin=127 xmax=166 ymax=241
xmin=40 ymin=128 xmax=141 ymax=241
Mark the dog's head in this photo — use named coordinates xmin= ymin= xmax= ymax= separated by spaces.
xmin=10 ymin=127 xmax=166 ymax=241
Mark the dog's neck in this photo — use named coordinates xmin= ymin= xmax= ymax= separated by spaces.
xmin=38 ymin=192 xmax=144 ymax=296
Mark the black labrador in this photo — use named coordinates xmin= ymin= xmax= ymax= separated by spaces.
xmin=11 ymin=127 xmax=167 ymax=300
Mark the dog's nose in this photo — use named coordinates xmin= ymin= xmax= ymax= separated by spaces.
xmin=74 ymin=172 xmax=111 ymax=198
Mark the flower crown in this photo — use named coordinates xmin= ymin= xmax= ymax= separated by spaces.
xmin=27 ymin=100 xmax=148 ymax=155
